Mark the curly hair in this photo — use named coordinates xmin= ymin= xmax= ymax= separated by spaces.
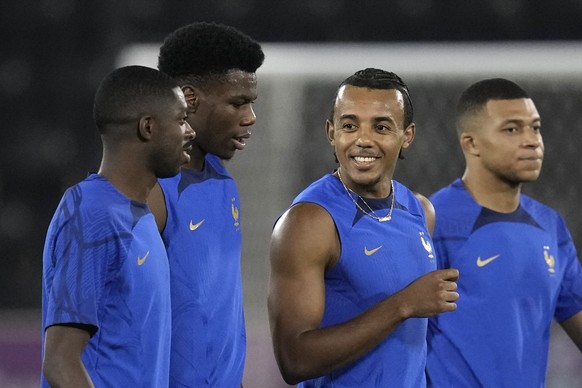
xmin=158 ymin=22 xmax=264 ymax=86
xmin=329 ymin=68 xmax=414 ymax=128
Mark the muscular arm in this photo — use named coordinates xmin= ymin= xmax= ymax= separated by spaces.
xmin=560 ymin=310 xmax=582 ymax=352
xmin=267 ymin=203 xmax=459 ymax=384
xmin=148 ymin=182 xmax=167 ymax=233
xmin=42 ymin=325 xmax=94 ymax=388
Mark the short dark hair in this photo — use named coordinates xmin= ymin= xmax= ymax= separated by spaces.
xmin=158 ymin=22 xmax=265 ymax=86
xmin=456 ymin=78 xmax=530 ymax=133
xmin=329 ymin=68 xmax=414 ymax=128
xmin=93 ymin=65 xmax=179 ymax=134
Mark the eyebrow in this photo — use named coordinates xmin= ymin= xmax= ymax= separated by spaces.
xmin=339 ymin=114 xmax=358 ymax=121
xmin=501 ymin=117 xmax=541 ymax=125
xmin=338 ymin=114 xmax=396 ymax=123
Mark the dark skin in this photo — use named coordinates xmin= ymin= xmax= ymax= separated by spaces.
xmin=42 ymin=326 xmax=94 ymax=387
xmin=149 ymin=69 xmax=257 ymax=233
xmin=148 ymin=70 xmax=257 ymax=388
xmin=268 ymin=86 xmax=459 ymax=384
xmin=42 ymin=87 xmax=194 ymax=387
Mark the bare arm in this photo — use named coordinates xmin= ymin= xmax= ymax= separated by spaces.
xmin=148 ymin=182 xmax=167 ymax=233
xmin=560 ymin=310 xmax=582 ymax=352
xmin=42 ymin=325 xmax=94 ymax=388
xmin=414 ymin=192 xmax=435 ymax=236
xmin=267 ymin=203 xmax=459 ymax=384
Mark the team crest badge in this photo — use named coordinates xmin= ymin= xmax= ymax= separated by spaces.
xmin=420 ymin=231 xmax=434 ymax=260
xmin=231 ymin=197 xmax=240 ymax=227
xmin=543 ymin=246 xmax=555 ymax=274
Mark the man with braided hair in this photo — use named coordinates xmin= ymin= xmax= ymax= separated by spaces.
xmin=267 ymin=68 xmax=459 ymax=387
xmin=148 ymin=22 xmax=264 ymax=387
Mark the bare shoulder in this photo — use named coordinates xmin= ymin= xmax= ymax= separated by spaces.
xmin=271 ymin=202 xmax=339 ymax=270
xmin=414 ymin=192 xmax=435 ymax=236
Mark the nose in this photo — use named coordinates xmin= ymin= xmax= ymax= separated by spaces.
xmin=241 ymin=104 xmax=257 ymax=127
xmin=355 ymin=126 xmax=374 ymax=147
xmin=185 ymin=121 xmax=196 ymax=140
xmin=523 ymin=127 xmax=541 ymax=148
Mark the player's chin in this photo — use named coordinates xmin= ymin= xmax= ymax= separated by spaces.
xmin=517 ymin=171 xmax=541 ymax=183
xmin=217 ymin=148 xmax=236 ymax=161
xmin=156 ymin=163 xmax=182 ymax=179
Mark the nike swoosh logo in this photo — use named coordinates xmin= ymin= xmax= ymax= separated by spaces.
xmin=137 ymin=251 xmax=150 ymax=266
xmin=364 ymin=246 xmax=382 ymax=256
xmin=189 ymin=219 xmax=205 ymax=231
xmin=476 ymin=254 xmax=501 ymax=267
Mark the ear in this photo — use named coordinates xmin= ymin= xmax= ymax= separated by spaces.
xmin=182 ymin=85 xmax=199 ymax=113
xmin=401 ymin=123 xmax=416 ymax=149
xmin=460 ymin=132 xmax=479 ymax=156
xmin=325 ymin=120 xmax=335 ymax=145
xmin=137 ymin=115 xmax=154 ymax=141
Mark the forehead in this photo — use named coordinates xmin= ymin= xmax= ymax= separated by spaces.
xmin=173 ymin=86 xmax=187 ymax=104
xmin=209 ymin=69 xmax=258 ymax=98
xmin=334 ymin=85 xmax=405 ymax=119
xmin=156 ymin=86 xmax=187 ymax=115
xmin=483 ymin=98 xmax=539 ymax=121
xmin=170 ymin=86 xmax=187 ymax=109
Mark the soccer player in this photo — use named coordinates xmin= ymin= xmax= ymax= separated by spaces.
xmin=41 ymin=65 xmax=195 ymax=387
xmin=147 ymin=22 xmax=264 ymax=387
xmin=426 ymin=78 xmax=582 ymax=386
xmin=267 ymin=68 xmax=459 ymax=387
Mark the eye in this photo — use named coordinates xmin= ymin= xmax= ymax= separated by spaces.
xmin=342 ymin=123 xmax=356 ymax=130
xmin=376 ymin=124 xmax=390 ymax=132
xmin=503 ymin=127 xmax=518 ymax=133
xmin=232 ymin=99 xmax=250 ymax=108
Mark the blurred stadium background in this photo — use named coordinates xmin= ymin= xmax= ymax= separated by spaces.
xmin=1 ymin=2 xmax=582 ymax=387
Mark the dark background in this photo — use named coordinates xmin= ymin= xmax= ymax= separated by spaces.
xmin=2 ymin=2 xmax=582 ymax=387
xmin=1 ymin=0 xmax=582 ymax=313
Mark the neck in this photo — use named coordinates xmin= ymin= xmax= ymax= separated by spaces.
xmin=462 ymin=169 xmax=521 ymax=213
xmin=98 ymin=153 xmax=156 ymax=203
xmin=336 ymin=168 xmax=395 ymax=222
xmin=335 ymin=167 xmax=392 ymax=198
xmin=184 ymin=144 xmax=206 ymax=171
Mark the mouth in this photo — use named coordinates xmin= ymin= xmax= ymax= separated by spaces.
xmin=233 ymin=133 xmax=251 ymax=151
xmin=518 ymin=155 xmax=543 ymax=170
xmin=519 ymin=155 xmax=543 ymax=162
xmin=182 ymin=142 xmax=193 ymax=162
xmin=351 ymin=155 xmax=379 ymax=166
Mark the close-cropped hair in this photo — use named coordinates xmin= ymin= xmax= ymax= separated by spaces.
xmin=93 ymin=65 xmax=179 ymax=134
xmin=329 ymin=68 xmax=414 ymax=128
xmin=158 ymin=22 xmax=265 ymax=86
xmin=456 ymin=78 xmax=530 ymax=133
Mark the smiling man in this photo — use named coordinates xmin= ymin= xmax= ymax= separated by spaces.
xmin=267 ymin=68 xmax=460 ymax=387
xmin=426 ymin=78 xmax=582 ymax=387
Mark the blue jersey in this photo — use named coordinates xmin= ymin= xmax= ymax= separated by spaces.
xmin=427 ymin=179 xmax=582 ymax=387
xmin=293 ymin=174 xmax=436 ymax=388
xmin=41 ymin=174 xmax=171 ymax=387
xmin=158 ymin=154 xmax=245 ymax=387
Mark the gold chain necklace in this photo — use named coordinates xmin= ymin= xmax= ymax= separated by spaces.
xmin=336 ymin=168 xmax=395 ymax=222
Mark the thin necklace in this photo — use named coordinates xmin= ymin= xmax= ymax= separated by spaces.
xmin=336 ymin=168 xmax=395 ymax=222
